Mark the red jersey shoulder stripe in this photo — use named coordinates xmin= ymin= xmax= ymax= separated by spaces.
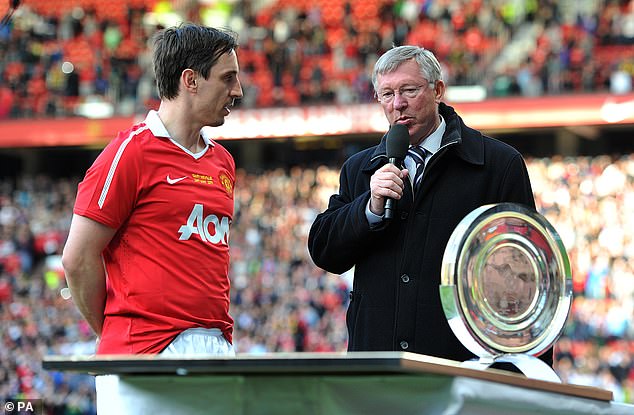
xmin=97 ymin=125 xmax=149 ymax=209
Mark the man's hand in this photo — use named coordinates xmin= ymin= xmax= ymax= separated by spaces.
xmin=369 ymin=164 xmax=408 ymax=216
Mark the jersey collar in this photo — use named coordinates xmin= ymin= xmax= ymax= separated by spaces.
xmin=143 ymin=110 xmax=216 ymax=148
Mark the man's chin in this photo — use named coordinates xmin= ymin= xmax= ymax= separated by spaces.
xmin=208 ymin=118 xmax=225 ymax=127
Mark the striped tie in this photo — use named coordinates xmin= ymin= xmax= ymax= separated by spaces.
xmin=408 ymin=146 xmax=427 ymax=189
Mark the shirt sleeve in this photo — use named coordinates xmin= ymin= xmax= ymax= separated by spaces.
xmin=365 ymin=199 xmax=383 ymax=225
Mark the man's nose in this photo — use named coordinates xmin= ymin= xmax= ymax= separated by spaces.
xmin=232 ymin=80 xmax=243 ymax=98
xmin=393 ymin=93 xmax=407 ymax=110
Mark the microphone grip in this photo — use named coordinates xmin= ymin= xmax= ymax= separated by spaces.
xmin=384 ymin=197 xmax=396 ymax=220
xmin=383 ymin=157 xmax=401 ymax=221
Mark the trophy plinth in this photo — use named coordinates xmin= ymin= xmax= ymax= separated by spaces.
xmin=440 ymin=203 xmax=572 ymax=382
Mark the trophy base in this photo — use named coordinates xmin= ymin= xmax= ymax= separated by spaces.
xmin=461 ymin=353 xmax=562 ymax=383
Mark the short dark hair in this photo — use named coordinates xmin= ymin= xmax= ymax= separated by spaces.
xmin=152 ymin=23 xmax=239 ymax=100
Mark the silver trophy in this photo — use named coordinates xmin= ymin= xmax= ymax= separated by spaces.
xmin=440 ymin=203 xmax=572 ymax=382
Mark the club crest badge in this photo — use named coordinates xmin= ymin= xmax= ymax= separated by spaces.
xmin=219 ymin=173 xmax=233 ymax=196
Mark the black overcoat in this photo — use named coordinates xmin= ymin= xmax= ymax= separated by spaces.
xmin=309 ymin=102 xmax=553 ymax=365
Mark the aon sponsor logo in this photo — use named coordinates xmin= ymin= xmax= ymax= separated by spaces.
xmin=178 ymin=203 xmax=230 ymax=244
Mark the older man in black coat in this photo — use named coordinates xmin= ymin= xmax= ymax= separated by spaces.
xmin=308 ymin=45 xmax=553 ymax=368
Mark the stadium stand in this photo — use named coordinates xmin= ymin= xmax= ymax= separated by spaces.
xmin=0 ymin=0 xmax=633 ymax=413
xmin=1 ymin=0 xmax=633 ymax=119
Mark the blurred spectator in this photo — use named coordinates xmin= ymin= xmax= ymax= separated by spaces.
xmin=611 ymin=63 xmax=633 ymax=94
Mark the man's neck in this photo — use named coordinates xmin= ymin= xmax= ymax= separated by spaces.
xmin=157 ymin=102 xmax=204 ymax=152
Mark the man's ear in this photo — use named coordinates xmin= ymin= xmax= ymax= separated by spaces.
xmin=182 ymin=69 xmax=197 ymax=92
xmin=434 ymin=80 xmax=445 ymax=102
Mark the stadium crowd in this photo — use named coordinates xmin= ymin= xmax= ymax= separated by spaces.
xmin=0 ymin=155 xmax=633 ymax=413
xmin=0 ymin=0 xmax=633 ymax=119
xmin=1 ymin=0 xmax=634 ymax=413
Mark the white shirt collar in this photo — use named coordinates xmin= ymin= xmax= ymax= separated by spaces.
xmin=404 ymin=115 xmax=445 ymax=187
xmin=417 ymin=115 xmax=445 ymax=155
xmin=143 ymin=110 xmax=215 ymax=149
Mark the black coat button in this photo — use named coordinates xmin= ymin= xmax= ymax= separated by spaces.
xmin=401 ymin=274 xmax=410 ymax=283
xmin=400 ymin=341 xmax=409 ymax=350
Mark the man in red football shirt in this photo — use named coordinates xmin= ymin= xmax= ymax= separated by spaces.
xmin=62 ymin=23 xmax=243 ymax=356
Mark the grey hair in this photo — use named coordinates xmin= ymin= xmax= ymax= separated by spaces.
xmin=372 ymin=46 xmax=443 ymax=92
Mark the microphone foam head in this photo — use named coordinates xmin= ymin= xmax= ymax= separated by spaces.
xmin=386 ymin=124 xmax=410 ymax=159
